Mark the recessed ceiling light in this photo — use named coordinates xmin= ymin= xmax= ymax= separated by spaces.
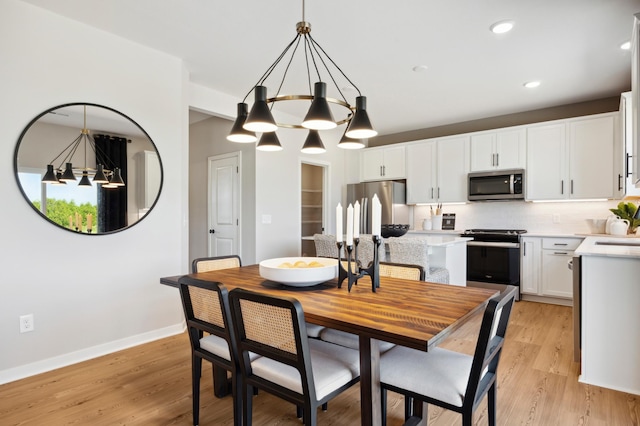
xmin=490 ymin=20 xmax=514 ymax=34
xmin=620 ymin=41 xmax=631 ymax=50
xmin=412 ymin=65 xmax=429 ymax=73
xmin=523 ymin=81 xmax=541 ymax=89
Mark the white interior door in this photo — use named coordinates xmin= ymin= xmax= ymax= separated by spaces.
xmin=208 ymin=153 xmax=240 ymax=257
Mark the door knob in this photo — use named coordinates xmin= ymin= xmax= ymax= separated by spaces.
xmin=209 ymin=229 xmax=215 ymax=234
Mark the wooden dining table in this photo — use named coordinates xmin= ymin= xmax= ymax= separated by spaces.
xmin=161 ymin=264 xmax=497 ymax=426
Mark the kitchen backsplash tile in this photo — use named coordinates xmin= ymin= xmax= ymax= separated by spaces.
xmin=413 ymin=200 xmax=622 ymax=234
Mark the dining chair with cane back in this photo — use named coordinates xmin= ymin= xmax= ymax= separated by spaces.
xmin=178 ymin=276 xmax=243 ymax=426
xmin=228 ymin=288 xmax=361 ymax=426
xmin=379 ymin=261 xmax=425 ymax=281
xmin=192 ymin=254 xmax=242 ymax=273
xmin=379 ymin=285 xmax=518 ymax=426
xmin=191 ymin=254 xmax=243 ymax=398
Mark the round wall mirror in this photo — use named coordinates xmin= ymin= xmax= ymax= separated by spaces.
xmin=13 ymin=103 xmax=163 ymax=235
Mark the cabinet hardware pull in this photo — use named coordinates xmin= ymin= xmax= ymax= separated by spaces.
xmin=383 ymin=165 xmax=386 ymax=176
xmin=554 ymin=243 xmax=568 ymax=246
xmin=380 ymin=165 xmax=383 ymax=176
xmin=553 ymin=251 xmax=569 ymax=255
xmin=437 ymin=187 xmax=440 ymax=198
xmin=570 ymin=179 xmax=574 ymax=194
xmin=561 ymin=180 xmax=564 ymax=194
xmin=431 ymin=187 xmax=434 ymax=199
xmin=496 ymin=153 xmax=499 ymax=167
xmin=626 ymin=153 xmax=633 ymax=178
xmin=618 ymin=174 xmax=623 ymax=191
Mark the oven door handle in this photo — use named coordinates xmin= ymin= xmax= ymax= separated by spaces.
xmin=467 ymin=241 xmax=520 ymax=248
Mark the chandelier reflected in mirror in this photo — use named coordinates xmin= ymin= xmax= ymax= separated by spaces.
xmin=41 ymin=105 xmax=125 ymax=188
xmin=227 ymin=0 xmax=377 ymax=153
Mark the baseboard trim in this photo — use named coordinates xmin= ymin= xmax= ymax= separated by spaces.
xmin=0 ymin=322 xmax=186 ymax=385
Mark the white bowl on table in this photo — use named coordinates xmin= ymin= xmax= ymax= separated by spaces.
xmin=259 ymin=257 xmax=338 ymax=287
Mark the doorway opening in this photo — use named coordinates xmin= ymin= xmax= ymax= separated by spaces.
xmin=300 ymin=162 xmax=328 ymax=257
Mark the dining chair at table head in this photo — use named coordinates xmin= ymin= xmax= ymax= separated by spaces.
xmin=192 ymin=255 xmax=242 ymax=273
xmin=313 ymin=234 xmax=338 ymax=258
xmin=356 ymin=234 xmax=386 ymax=267
xmin=178 ymin=276 xmax=242 ymax=426
xmin=387 ymin=237 xmax=450 ymax=284
xmin=379 ymin=285 xmax=518 ymax=426
xmin=379 ymin=261 xmax=425 ymax=281
xmin=228 ymin=288 xmax=361 ymax=426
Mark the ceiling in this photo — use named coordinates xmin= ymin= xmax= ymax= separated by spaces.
xmin=21 ymin=0 xmax=640 ymax=137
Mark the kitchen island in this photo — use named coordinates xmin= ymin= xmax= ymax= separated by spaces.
xmin=404 ymin=232 xmax=471 ymax=286
xmin=574 ymin=236 xmax=640 ymax=395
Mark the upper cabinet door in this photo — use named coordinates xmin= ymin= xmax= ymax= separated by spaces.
xmin=470 ymin=129 xmax=525 ymax=171
xmin=526 ymin=123 xmax=567 ymax=201
xmin=437 ymin=136 xmax=469 ymax=203
xmin=469 ymin=133 xmax=495 ymax=171
xmin=495 ymin=129 xmax=526 ymax=170
xmin=361 ymin=148 xmax=385 ymax=181
xmin=569 ymin=115 xmax=615 ymax=199
xmin=406 ymin=141 xmax=437 ymax=204
xmin=360 ymin=146 xmax=406 ymax=181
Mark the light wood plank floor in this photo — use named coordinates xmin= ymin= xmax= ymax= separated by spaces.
xmin=1 ymin=301 xmax=638 ymax=425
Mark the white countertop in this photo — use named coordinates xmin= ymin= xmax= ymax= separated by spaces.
xmin=403 ymin=235 xmax=472 ymax=247
xmin=575 ymin=236 xmax=640 ymax=258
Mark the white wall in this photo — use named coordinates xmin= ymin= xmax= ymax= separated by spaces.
xmin=0 ymin=0 xmax=187 ymax=383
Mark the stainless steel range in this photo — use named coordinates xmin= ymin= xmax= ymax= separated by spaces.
xmin=462 ymin=229 xmax=527 ymax=300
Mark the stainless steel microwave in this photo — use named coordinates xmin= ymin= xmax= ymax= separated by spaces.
xmin=468 ymin=169 xmax=524 ymax=201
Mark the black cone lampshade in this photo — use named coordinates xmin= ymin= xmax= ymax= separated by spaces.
xmin=93 ymin=164 xmax=109 ymax=184
xmin=227 ymin=103 xmax=257 ymax=142
xmin=244 ymin=86 xmax=277 ymax=133
xmin=345 ymin=96 xmax=378 ymax=139
xmin=109 ymin=167 xmax=125 ymax=186
xmin=256 ymin=132 xmax=283 ymax=152
xmin=60 ymin=162 xmax=77 ymax=182
xmin=301 ymin=130 xmax=326 ymax=154
xmin=42 ymin=164 xmax=58 ymax=183
xmin=302 ymin=82 xmax=336 ymax=130
xmin=78 ymin=171 xmax=92 ymax=187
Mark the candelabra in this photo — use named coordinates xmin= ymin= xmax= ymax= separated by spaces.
xmin=336 ymin=235 xmax=381 ymax=292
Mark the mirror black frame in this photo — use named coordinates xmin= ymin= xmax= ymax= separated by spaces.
xmin=13 ymin=102 xmax=164 ymax=235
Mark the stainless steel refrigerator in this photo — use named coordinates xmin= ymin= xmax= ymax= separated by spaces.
xmin=346 ymin=181 xmax=409 ymax=234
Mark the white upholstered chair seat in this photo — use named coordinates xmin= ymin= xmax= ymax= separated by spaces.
xmin=250 ymin=339 xmax=360 ymax=400
xmin=319 ymin=328 xmax=396 ymax=353
xmin=380 ymin=345 xmax=473 ymax=407
xmin=200 ymin=335 xmax=260 ymax=362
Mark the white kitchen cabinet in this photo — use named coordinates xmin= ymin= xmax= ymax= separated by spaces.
xmin=620 ymin=92 xmax=640 ymax=196
xmin=406 ymin=141 xmax=437 ymax=203
xmin=406 ymin=136 xmax=469 ymax=204
xmin=470 ymin=128 xmax=525 ymax=172
xmin=361 ymin=145 xmax=406 ymax=181
xmin=520 ymin=236 xmax=582 ymax=303
xmin=526 ymin=113 xmax=617 ymax=201
xmin=520 ymin=236 xmax=541 ymax=295
xmin=540 ymin=238 xmax=580 ymax=299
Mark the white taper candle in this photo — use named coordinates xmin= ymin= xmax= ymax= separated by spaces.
xmin=336 ymin=203 xmax=343 ymax=243
xmin=353 ymin=200 xmax=360 ymax=239
xmin=346 ymin=203 xmax=354 ymax=245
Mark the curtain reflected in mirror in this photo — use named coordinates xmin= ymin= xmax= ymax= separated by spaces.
xmin=14 ymin=103 xmax=163 ymax=235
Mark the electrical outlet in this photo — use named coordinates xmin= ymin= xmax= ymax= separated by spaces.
xmin=20 ymin=314 xmax=34 ymax=333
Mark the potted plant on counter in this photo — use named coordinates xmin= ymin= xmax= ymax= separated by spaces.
xmin=609 ymin=202 xmax=640 ymax=235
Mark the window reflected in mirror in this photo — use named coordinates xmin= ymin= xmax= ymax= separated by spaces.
xmin=14 ymin=103 xmax=163 ymax=235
